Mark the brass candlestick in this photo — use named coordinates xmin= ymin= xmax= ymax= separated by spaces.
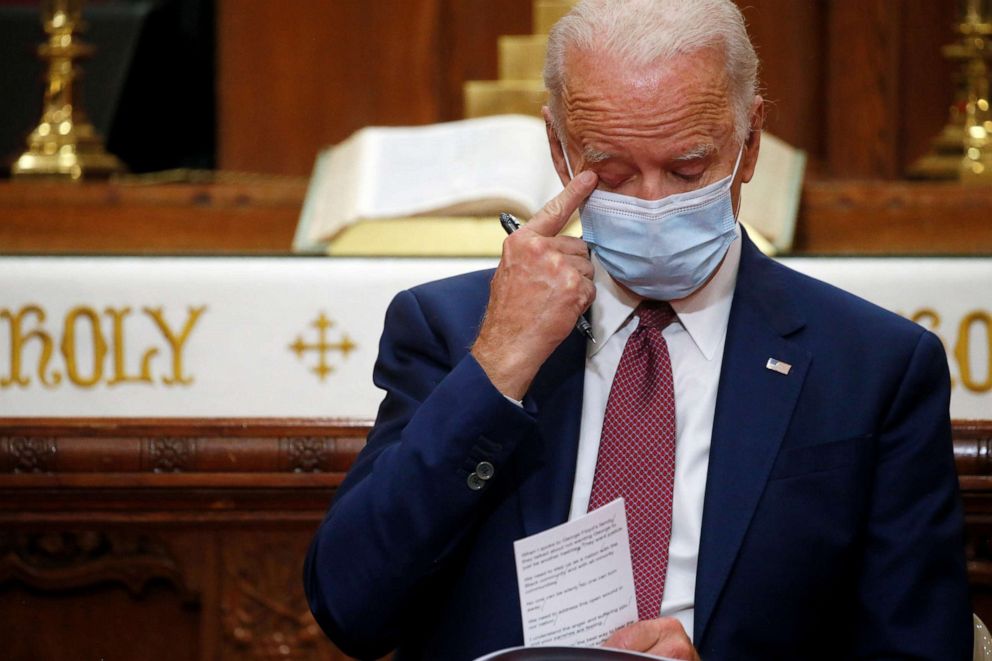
xmin=910 ymin=0 xmax=992 ymax=183
xmin=959 ymin=0 xmax=992 ymax=182
xmin=12 ymin=0 xmax=125 ymax=180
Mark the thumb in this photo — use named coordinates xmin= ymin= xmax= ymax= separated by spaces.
xmin=525 ymin=169 xmax=598 ymax=237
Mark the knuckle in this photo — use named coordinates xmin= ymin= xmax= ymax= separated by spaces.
xmin=544 ymin=198 xmax=564 ymax=217
xmin=502 ymin=231 xmax=523 ymax=254
xmin=520 ymin=235 xmax=543 ymax=258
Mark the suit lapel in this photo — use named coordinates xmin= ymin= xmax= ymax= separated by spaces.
xmin=514 ymin=329 xmax=587 ymax=537
xmin=693 ymin=236 xmax=810 ymax=643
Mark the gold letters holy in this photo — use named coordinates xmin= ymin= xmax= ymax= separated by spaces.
xmin=0 ymin=305 xmax=204 ymax=389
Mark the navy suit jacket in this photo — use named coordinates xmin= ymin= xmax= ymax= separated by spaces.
xmin=305 ymin=234 xmax=971 ymax=660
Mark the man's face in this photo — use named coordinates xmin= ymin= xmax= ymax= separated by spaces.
xmin=548 ymin=46 xmax=761 ymax=208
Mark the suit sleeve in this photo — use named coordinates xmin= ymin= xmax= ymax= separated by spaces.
xmin=855 ymin=330 xmax=972 ymax=659
xmin=303 ymin=288 xmax=539 ymax=659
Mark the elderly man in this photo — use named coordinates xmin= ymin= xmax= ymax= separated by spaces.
xmin=304 ymin=1 xmax=971 ymax=659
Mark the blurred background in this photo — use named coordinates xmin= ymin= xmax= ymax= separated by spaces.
xmin=0 ymin=0 xmax=214 ymax=173
xmin=0 ymin=0 xmax=969 ymax=178
xmin=2 ymin=0 xmax=988 ymax=255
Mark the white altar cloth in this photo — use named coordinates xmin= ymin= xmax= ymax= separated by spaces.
xmin=0 ymin=256 xmax=989 ymax=419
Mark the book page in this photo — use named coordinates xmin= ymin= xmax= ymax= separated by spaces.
xmin=356 ymin=115 xmax=558 ymax=218
xmin=738 ymin=131 xmax=806 ymax=252
xmin=302 ymin=115 xmax=562 ymax=245
xmin=297 ymin=130 xmax=370 ymax=251
xmin=514 ymin=498 xmax=637 ymax=647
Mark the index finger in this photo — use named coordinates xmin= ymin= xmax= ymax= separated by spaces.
xmin=525 ymin=169 xmax=598 ymax=237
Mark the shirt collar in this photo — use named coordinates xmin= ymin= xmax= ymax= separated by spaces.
xmin=587 ymin=223 xmax=742 ymax=361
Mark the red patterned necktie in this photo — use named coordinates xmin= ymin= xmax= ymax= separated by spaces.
xmin=588 ymin=301 xmax=677 ymax=622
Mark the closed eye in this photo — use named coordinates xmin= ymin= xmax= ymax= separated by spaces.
xmin=592 ymin=164 xmax=637 ymax=190
xmin=672 ymin=170 xmax=705 ymax=184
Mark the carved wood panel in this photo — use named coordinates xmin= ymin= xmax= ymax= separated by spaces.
xmin=0 ymin=417 xmax=988 ymax=659
xmin=220 ymin=532 xmax=326 ymax=660
xmin=0 ymin=530 xmax=192 ymax=599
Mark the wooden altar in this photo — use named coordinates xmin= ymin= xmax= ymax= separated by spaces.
xmin=2 ymin=178 xmax=992 ymax=256
xmin=1 ymin=417 xmax=991 ymax=660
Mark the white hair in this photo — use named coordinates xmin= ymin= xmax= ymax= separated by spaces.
xmin=543 ymin=0 xmax=759 ymax=145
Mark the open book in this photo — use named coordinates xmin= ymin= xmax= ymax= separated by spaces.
xmin=294 ymin=115 xmax=805 ymax=256
xmin=738 ymin=131 xmax=806 ymax=253
xmin=294 ymin=115 xmax=562 ymax=252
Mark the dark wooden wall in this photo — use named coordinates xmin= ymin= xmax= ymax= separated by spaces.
xmin=216 ymin=0 xmax=959 ymax=179
xmin=216 ymin=0 xmax=532 ymax=176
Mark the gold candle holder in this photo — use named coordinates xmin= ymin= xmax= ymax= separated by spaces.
xmin=910 ymin=0 xmax=992 ymax=183
xmin=11 ymin=0 xmax=125 ymax=180
xmin=959 ymin=0 xmax=992 ymax=182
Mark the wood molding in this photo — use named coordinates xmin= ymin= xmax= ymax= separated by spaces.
xmin=0 ymin=180 xmax=306 ymax=254
xmin=0 ymin=418 xmax=368 ymax=487
xmin=2 ymin=416 xmax=990 ymax=478
xmin=794 ymin=180 xmax=992 ymax=254
xmin=0 ymin=418 xmax=371 ymax=526
xmin=3 ymin=178 xmax=991 ymax=255
xmin=952 ymin=420 xmax=992 ymax=487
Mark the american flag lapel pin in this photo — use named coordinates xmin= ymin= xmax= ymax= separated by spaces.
xmin=766 ymin=357 xmax=792 ymax=375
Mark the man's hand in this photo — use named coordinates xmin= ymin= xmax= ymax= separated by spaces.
xmin=604 ymin=618 xmax=701 ymax=660
xmin=471 ymin=169 xmax=599 ymax=400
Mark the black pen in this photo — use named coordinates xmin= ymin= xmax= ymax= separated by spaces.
xmin=499 ymin=212 xmax=597 ymax=344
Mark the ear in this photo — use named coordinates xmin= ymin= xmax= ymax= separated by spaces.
xmin=740 ymin=95 xmax=764 ymax=185
xmin=543 ymin=105 xmax=573 ymax=188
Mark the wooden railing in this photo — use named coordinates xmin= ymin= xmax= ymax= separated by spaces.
xmin=1 ymin=417 xmax=990 ymax=660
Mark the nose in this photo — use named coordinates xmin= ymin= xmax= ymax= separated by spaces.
xmin=626 ymin=169 xmax=671 ymax=202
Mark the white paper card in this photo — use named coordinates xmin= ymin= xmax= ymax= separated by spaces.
xmin=513 ymin=498 xmax=638 ymax=647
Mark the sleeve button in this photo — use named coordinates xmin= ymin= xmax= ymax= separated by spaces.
xmin=475 ymin=461 xmax=495 ymax=480
xmin=467 ymin=473 xmax=485 ymax=491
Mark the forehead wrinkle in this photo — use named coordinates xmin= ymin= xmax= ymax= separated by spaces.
xmin=572 ymin=110 xmax=729 ymax=140
xmin=565 ymin=93 xmax=731 ymax=142
xmin=570 ymin=106 xmax=731 ymax=147
xmin=561 ymin=49 xmax=735 ymax=147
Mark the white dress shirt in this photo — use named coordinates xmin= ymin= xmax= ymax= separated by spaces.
xmin=567 ymin=226 xmax=742 ymax=640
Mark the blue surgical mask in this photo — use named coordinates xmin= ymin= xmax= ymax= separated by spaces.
xmin=563 ymin=143 xmax=743 ymax=300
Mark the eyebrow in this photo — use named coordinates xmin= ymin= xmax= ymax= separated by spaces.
xmin=673 ymin=143 xmax=717 ymax=162
xmin=578 ymin=142 xmax=716 ymax=165
xmin=582 ymin=146 xmax=613 ymax=164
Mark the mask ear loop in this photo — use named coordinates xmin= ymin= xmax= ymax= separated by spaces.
xmin=730 ymin=140 xmax=746 ymax=178
xmin=560 ymin=140 xmax=575 ymax=179
xmin=561 ymin=142 xmax=593 ymax=254
xmin=731 ymin=139 xmax=747 ymax=218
